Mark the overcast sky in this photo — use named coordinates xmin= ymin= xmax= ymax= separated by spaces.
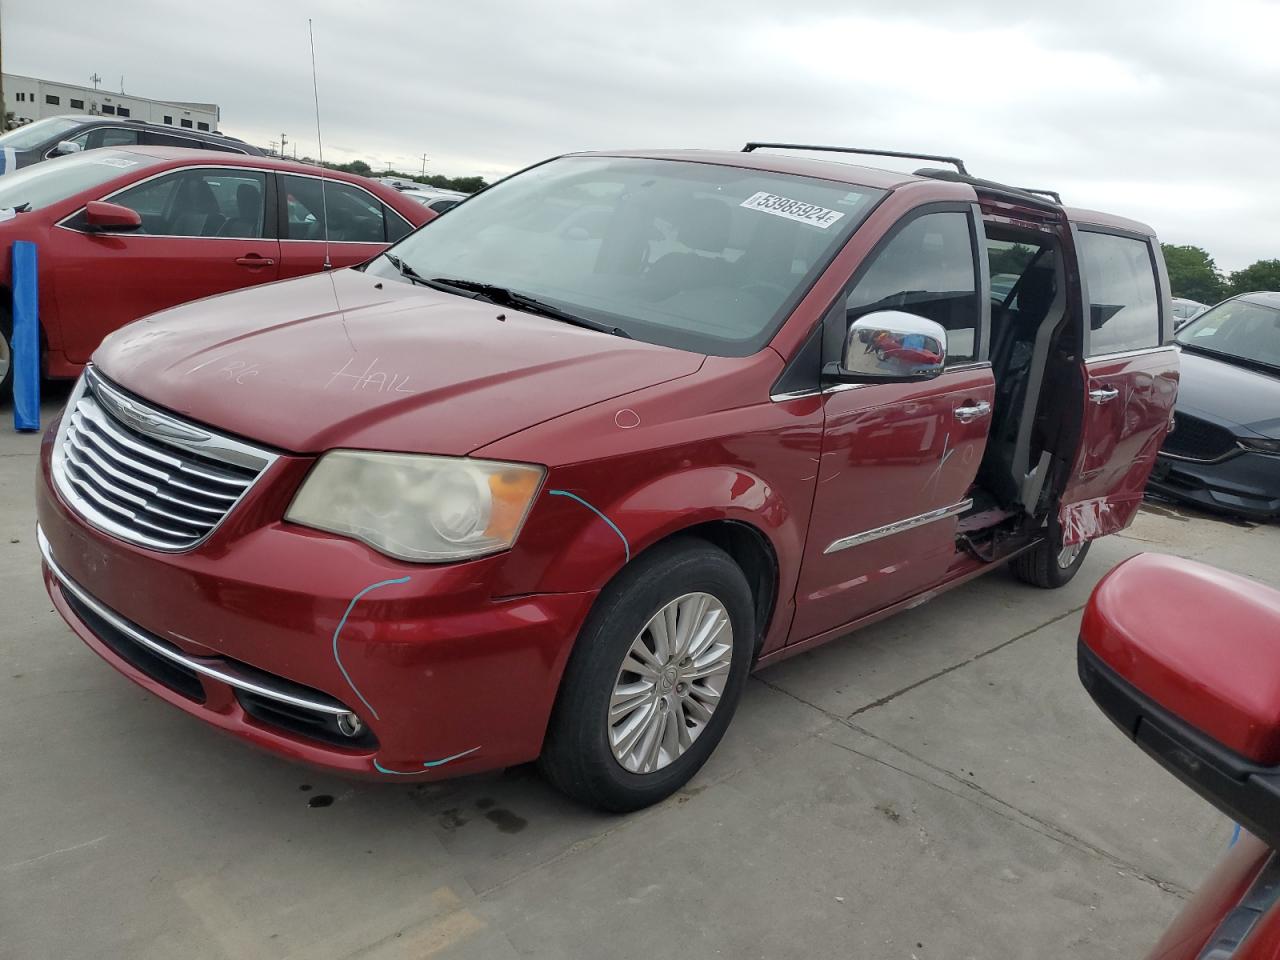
xmin=6 ymin=0 xmax=1277 ymax=270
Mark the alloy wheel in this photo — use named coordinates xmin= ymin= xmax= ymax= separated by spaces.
xmin=607 ymin=592 xmax=734 ymax=774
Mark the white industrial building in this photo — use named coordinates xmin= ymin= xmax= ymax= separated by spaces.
xmin=3 ymin=73 xmax=221 ymax=132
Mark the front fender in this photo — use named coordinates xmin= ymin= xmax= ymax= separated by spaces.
xmin=497 ymin=463 xmax=800 ymax=592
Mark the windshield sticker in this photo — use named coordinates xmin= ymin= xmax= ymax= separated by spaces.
xmin=739 ymin=192 xmax=845 ymax=229
xmin=92 ymin=157 xmax=138 ymax=169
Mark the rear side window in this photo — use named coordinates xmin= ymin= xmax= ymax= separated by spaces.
xmin=98 ymin=129 xmax=139 ymax=148
xmin=1078 ymin=231 xmax=1160 ymax=355
xmin=384 ymin=205 xmax=413 ymax=241
xmin=281 ymin=174 xmax=387 ymax=243
xmin=845 ymin=211 xmax=980 ymax=364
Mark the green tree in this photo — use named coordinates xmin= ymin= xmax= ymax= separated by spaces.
xmin=1161 ymin=244 xmax=1224 ymax=303
xmin=1226 ymin=259 xmax=1280 ymax=297
xmin=339 ymin=159 xmax=373 ymax=176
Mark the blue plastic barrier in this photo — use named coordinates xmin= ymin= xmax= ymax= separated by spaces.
xmin=12 ymin=240 xmax=39 ymax=431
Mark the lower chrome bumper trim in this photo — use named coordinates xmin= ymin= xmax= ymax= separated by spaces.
xmin=37 ymin=525 xmax=351 ymax=717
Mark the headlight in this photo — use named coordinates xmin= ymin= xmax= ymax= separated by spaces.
xmin=286 ymin=451 xmax=545 ymax=562
xmin=1238 ymin=437 xmax=1280 ymax=456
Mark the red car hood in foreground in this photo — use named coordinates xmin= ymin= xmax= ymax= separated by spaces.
xmin=94 ymin=269 xmax=704 ymax=455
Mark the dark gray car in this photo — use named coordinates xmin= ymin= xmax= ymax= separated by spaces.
xmin=1149 ymin=291 xmax=1280 ymax=518
xmin=0 ymin=115 xmax=263 ymax=175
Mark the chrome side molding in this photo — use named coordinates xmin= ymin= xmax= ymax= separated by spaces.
xmin=824 ymin=499 xmax=973 ymax=554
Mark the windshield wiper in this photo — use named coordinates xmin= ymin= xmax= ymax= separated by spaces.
xmin=427 ymin=276 xmax=630 ymax=338
xmin=382 ymin=252 xmax=431 ymax=287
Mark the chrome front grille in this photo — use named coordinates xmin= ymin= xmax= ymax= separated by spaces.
xmin=52 ymin=368 xmax=276 ymax=550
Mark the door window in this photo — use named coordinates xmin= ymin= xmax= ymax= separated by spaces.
xmin=110 ymin=168 xmax=268 ymax=238
xmin=1078 ymin=231 xmax=1160 ymax=355
xmin=281 ymin=174 xmax=387 ymax=243
xmin=845 ymin=211 xmax=980 ymax=363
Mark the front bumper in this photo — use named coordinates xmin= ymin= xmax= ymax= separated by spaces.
xmin=36 ymin=435 xmax=597 ymax=780
xmin=1147 ymin=450 xmax=1280 ymax=520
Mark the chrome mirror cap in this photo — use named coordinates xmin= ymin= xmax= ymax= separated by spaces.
xmin=841 ymin=310 xmax=948 ymax=381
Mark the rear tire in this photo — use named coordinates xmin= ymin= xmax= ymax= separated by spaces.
xmin=1011 ymin=521 xmax=1091 ymax=589
xmin=540 ymin=537 xmax=754 ymax=812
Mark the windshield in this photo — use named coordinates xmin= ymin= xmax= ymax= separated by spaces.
xmin=0 ymin=116 xmax=82 ymax=152
xmin=1177 ymin=297 xmax=1280 ymax=369
xmin=0 ymin=150 xmax=159 ymax=213
xmin=366 ymin=156 xmax=883 ymax=356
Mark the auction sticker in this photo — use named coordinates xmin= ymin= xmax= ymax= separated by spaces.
xmin=740 ymin=192 xmax=845 ymax=229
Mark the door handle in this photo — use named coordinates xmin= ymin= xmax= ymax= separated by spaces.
xmin=1089 ymin=386 xmax=1119 ymax=404
xmin=954 ymin=401 xmax=991 ymax=423
xmin=234 ymin=255 xmax=275 ymax=267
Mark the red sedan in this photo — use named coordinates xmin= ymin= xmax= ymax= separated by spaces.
xmin=1081 ymin=553 xmax=1280 ymax=958
xmin=0 ymin=147 xmax=433 ymax=396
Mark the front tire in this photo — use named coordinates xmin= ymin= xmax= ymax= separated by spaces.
xmin=1011 ymin=521 xmax=1091 ymax=588
xmin=540 ymin=537 xmax=754 ymax=812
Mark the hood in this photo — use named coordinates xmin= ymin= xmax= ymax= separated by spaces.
xmin=1176 ymin=348 xmax=1280 ymax=439
xmin=95 ymin=270 xmax=705 ymax=455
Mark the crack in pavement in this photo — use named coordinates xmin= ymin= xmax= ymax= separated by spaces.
xmin=844 ymin=604 xmax=1087 ymax=720
xmin=755 ymin=604 xmax=1194 ymax=901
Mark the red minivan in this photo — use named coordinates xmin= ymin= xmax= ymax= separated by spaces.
xmin=0 ymin=147 xmax=432 ymax=396
xmin=36 ymin=145 xmax=1179 ymax=810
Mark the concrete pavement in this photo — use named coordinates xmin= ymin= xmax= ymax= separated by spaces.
xmin=3 ymin=391 xmax=1276 ymax=959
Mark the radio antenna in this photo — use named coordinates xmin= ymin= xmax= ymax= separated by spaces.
xmin=307 ymin=18 xmax=331 ymax=270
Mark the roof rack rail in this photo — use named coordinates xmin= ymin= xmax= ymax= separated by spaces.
xmin=1020 ymin=187 xmax=1063 ymax=204
xmin=742 ymin=142 xmax=969 ymax=176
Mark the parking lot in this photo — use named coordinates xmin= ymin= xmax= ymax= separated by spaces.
xmin=0 ymin=389 xmax=1272 ymax=960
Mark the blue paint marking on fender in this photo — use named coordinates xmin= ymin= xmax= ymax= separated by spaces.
xmin=332 ymin=576 xmax=411 ymax=722
xmin=1230 ymin=822 xmax=1241 ymax=848
xmin=12 ymin=241 xmax=41 ymax=431
xmin=548 ymin=489 xmax=630 ymax=562
xmin=374 ymin=747 xmax=481 ymax=775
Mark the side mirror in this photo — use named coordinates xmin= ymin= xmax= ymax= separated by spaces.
xmin=84 ymin=200 xmax=142 ymax=233
xmin=53 ymin=140 xmax=83 ymax=156
xmin=831 ymin=310 xmax=947 ymax=382
xmin=1079 ymin=553 xmax=1280 ymax=850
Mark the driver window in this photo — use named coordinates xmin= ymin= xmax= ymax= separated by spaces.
xmin=109 ymin=169 xmax=267 ymax=238
xmin=845 ymin=211 xmax=980 ymax=364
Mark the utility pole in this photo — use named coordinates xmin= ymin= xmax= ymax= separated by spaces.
xmin=89 ymin=73 xmax=101 ymax=90
xmin=268 ymin=140 xmax=278 ymax=156
xmin=279 ymin=133 xmax=287 ymax=157
xmin=420 ymin=153 xmax=428 ymax=177
xmin=119 ymin=75 xmax=124 ymax=94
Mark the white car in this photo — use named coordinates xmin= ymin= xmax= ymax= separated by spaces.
xmin=400 ymin=188 xmax=468 ymax=214
xmin=1171 ymin=297 xmax=1208 ymax=328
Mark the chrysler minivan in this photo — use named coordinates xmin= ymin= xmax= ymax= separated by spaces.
xmin=36 ymin=144 xmax=1179 ymax=810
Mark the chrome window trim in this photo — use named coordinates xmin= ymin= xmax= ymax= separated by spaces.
xmin=54 ymin=163 xmax=399 ymax=239
xmin=1085 ymin=344 xmax=1179 ymax=362
xmin=824 ymin=499 xmax=973 ymax=554
xmin=37 ymin=527 xmax=350 ymax=717
xmin=51 ymin=368 xmax=278 ymax=553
